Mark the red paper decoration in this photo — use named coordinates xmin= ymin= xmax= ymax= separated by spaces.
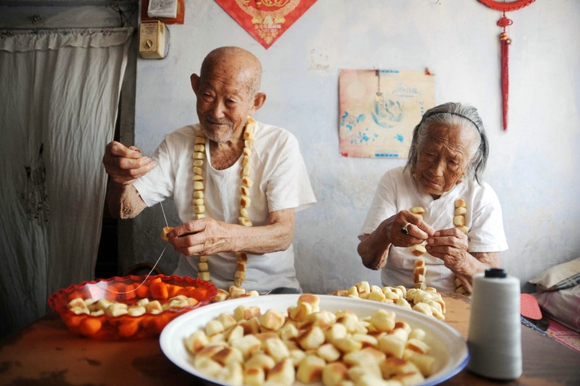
xmin=215 ymin=0 xmax=318 ymax=49
xmin=478 ymin=0 xmax=535 ymax=12
xmin=478 ymin=0 xmax=535 ymax=131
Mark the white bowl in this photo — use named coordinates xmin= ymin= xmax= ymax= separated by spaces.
xmin=160 ymin=294 xmax=469 ymax=386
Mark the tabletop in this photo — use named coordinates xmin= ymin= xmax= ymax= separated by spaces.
xmin=1 ymin=293 xmax=579 ymax=385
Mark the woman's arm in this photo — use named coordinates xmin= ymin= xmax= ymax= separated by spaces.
xmin=358 ymin=217 xmax=394 ymax=270
xmin=452 ymin=251 xmax=500 ymax=293
xmin=358 ymin=212 xmax=435 ymax=270
xmin=426 ymin=228 xmax=500 ymax=292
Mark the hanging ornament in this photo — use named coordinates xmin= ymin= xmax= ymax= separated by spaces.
xmin=215 ymin=0 xmax=318 ymax=50
xmin=477 ymin=0 xmax=535 ymax=131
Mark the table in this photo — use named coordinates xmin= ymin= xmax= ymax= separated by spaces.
xmin=1 ymin=293 xmax=579 ymax=385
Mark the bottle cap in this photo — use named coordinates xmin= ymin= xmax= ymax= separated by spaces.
xmin=485 ymin=268 xmax=507 ymax=278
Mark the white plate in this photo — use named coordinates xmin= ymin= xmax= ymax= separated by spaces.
xmin=160 ymin=294 xmax=469 ymax=386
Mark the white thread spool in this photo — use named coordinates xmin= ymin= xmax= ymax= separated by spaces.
xmin=467 ymin=268 xmax=522 ymax=380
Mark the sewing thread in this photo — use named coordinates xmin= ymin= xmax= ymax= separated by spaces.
xmin=467 ymin=268 xmax=522 ymax=380
xmin=99 ymin=201 xmax=168 ymax=294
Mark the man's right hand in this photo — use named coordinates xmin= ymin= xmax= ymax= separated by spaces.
xmin=103 ymin=141 xmax=157 ymax=185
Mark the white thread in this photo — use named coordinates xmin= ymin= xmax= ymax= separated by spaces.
xmin=99 ymin=201 xmax=169 ymax=294
xmin=98 ymin=245 xmax=167 ymax=294
xmin=467 ymin=269 xmax=522 ymax=380
xmin=160 ymin=200 xmax=169 ymax=227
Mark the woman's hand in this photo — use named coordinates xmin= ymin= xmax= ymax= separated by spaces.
xmin=358 ymin=210 xmax=435 ymax=270
xmin=426 ymin=228 xmax=500 ymax=292
xmin=425 ymin=227 xmax=470 ymax=272
xmin=390 ymin=210 xmax=435 ymax=248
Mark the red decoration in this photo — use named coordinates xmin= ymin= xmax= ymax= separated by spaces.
xmin=215 ymin=0 xmax=318 ymax=49
xmin=477 ymin=0 xmax=535 ymax=131
xmin=478 ymin=0 xmax=535 ymax=12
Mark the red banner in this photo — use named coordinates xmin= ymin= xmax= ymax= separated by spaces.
xmin=215 ymin=0 xmax=317 ymax=49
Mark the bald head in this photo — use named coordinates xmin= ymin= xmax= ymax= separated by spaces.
xmin=200 ymin=46 xmax=262 ymax=96
xmin=191 ymin=47 xmax=267 ymax=143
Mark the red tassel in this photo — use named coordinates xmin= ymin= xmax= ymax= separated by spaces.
xmin=500 ymin=32 xmax=511 ymax=131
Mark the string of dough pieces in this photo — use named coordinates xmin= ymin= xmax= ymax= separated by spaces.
xmin=161 ymin=117 xmax=258 ymax=300
xmin=409 ymin=201 xmax=470 ymax=294
xmin=453 ymin=198 xmax=469 ymax=295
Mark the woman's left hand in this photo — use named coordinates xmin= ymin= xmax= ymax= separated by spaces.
xmin=425 ymin=228 xmax=470 ymax=273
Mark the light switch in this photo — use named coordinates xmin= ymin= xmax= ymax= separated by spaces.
xmin=139 ymin=21 xmax=166 ymax=59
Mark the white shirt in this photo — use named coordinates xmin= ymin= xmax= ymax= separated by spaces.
xmin=360 ymin=166 xmax=508 ymax=292
xmin=134 ymin=121 xmax=316 ymax=293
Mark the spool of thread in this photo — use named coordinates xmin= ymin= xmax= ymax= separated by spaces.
xmin=467 ymin=268 xmax=522 ymax=380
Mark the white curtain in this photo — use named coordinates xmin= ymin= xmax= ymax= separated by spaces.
xmin=0 ymin=27 xmax=133 ymax=338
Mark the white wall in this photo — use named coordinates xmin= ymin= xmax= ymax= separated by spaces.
xmin=131 ymin=0 xmax=580 ymax=293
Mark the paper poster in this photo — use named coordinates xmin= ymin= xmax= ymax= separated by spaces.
xmin=215 ymin=0 xmax=317 ymax=49
xmin=339 ymin=69 xmax=435 ymax=159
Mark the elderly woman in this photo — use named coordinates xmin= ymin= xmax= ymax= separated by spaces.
xmin=357 ymin=102 xmax=508 ymax=293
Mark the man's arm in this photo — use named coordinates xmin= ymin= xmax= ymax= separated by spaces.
xmin=106 ymin=181 xmax=147 ymax=220
xmin=168 ymin=208 xmax=295 ymax=256
xmin=102 ymin=141 xmax=156 ymax=219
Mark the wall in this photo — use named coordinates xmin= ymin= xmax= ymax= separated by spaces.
xmin=130 ymin=0 xmax=580 ymax=294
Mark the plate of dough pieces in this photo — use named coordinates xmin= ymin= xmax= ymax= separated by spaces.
xmin=160 ymin=294 xmax=469 ymax=386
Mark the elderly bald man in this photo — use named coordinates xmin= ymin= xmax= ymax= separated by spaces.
xmin=103 ymin=46 xmax=316 ymax=294
xmin=357 ymin=102 xmax=508 ymax=294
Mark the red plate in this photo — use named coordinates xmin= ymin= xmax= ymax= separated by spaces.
xmin=48 ymin=275 xmax=216 ymax=340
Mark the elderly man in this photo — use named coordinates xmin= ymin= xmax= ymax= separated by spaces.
xmin=357 ymin=102 xmax=508 ymax=293
xmin=103 ymin=46 xmax=316 ymax=294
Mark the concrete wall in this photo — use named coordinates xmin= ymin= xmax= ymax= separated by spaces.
xmin=130 ymin=0 xmax=580 ymax=293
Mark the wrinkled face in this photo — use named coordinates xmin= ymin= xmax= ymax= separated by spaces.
xmin=414 ymin=123 xmax=477 ymax=198
xmin=192 ymin=68 xmax=259 ymax=143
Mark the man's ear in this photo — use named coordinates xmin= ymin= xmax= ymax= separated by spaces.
xmin=190 ymin=74 xmax=200 ymax=95
xmin=249 ymin=92 xmax=267 ymax=115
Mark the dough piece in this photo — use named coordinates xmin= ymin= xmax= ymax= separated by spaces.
xmin=410 ymin=244 xmax=426 ymax=256
xmin=410 ymin=206 xmax=426 ymax=215
xmin=160 ymin=226 xmax=174 ymax=241
xmin=413 ymin=259 xmax=427 ymax=290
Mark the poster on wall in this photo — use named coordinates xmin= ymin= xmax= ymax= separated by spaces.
xmin=339 ymin=69 xmax=435 ymax=159
xmin=215 ymin=0 xmax=318 ymax=49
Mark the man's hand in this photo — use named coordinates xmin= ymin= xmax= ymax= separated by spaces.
xmin=103 ymin=141 xmax=157 ymax=185
xmin=103 ymin=141 xmax=154 ymax=219
xmin=164 ymin=209 xmax=295 ymax=257
xmin=166 ymin=218 xmax=233 ymax=257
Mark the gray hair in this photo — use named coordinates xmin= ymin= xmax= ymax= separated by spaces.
xmin=405 ymin=102 xmax=489 ymax=184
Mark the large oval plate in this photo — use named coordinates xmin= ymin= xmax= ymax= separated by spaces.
xmin=160 ymin=294 xmax=469 ymax=386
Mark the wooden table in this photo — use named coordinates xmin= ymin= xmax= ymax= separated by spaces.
xmin=1 ymin=293 xmax=579 ymax=385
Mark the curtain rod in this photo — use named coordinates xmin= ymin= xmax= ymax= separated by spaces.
xmin=0 ymin=0 xmax=136 ymax=6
